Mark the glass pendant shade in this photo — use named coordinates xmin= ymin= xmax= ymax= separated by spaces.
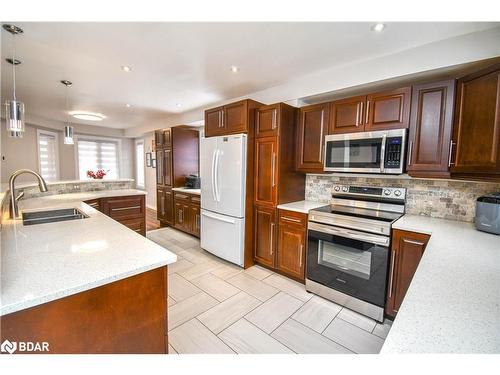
xmin=5 ymin=99 xmax=25 ymax=133
xmin=64 ymin=125 xmax=74 ymax=144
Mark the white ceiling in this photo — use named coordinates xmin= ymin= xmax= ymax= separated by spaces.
xmin=1 ymin=22 xmax=498 ymax=130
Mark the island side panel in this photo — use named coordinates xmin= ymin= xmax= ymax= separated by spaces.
xmin=1 ymin=266 xmax=168 ymax=354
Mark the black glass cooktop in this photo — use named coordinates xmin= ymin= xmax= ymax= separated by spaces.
xmin=312 ymin=204 xmax=403 ymax=222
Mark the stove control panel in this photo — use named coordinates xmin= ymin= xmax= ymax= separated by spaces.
xmin=332 ymin=185 xmax=406 ymax=200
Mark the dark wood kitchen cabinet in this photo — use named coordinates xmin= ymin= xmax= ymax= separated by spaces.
xmin=155 ymin=126 xmax=199 ymax=227
xmin=450 ymin=64 xmax=500 ymax=179
xmin=85 ymin=194 xmax=146 ymax=236
xmin=173 ymin=190 xmax=200 ymax=238
xmin=254 ymin=136 xmax=278 ymax=206
xmin=277 ymin=209 xmax=307 ymax=282
xmin=255 ymin=104 xmax=279 ymax=137
xmin=365 ymin=87 xmax=411 ymax=131
xmin=329 ymin=95 xmax=366 ymax=134
xmin=407 ymin=80 xmax=455 ymax=178
xmin=253 ymin=205 xmax=277 ymax=268
xmin=296 ymin=103 xmax=330 ymax=173
xmin=385 ymin=229 xmax=430 ymax=318
xmin=204 ymin=99 xmax=262 ymax=137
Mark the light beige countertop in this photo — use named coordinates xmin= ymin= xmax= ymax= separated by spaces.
xmin=1 ymin=189 xmax=177 ymax=316
xmin=277 ymin=200 xmax=327 ymax=214
xmin=381 ymin=214 xmax=500 ymax=353
xmin=171 ymin=187 xmax=201 ymax=195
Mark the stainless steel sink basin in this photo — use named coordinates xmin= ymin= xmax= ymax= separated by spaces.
xmin=22 ymin=208 xmax=88 ymax=226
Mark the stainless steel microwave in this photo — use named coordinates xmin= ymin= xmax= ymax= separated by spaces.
xmin=323 ymin=129 xmax=407 ymax=174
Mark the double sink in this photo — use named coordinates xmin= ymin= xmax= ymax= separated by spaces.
xmin=22 ymin=208 xmax=88 ymax=226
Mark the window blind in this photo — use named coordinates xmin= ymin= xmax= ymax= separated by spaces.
xmin=135 ymin=141 xmax=145 ymax=188
xmin=77 ymin=138 xmax=120 ymax=179
xmin=38 ymin=131 xmax=59 ymax=181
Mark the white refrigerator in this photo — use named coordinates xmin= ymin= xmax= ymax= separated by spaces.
xmin=200 ymin=134 xmax=247 ymax=266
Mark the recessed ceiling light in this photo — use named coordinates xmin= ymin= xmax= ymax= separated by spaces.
xmin=70 ymin=111 xmax=105 ymax=121
xmin=372 ymin=23 xmax=386 ymax=32
xmin=125 ymin=103 xmax=132 ymax=108
xmin=230 ymin=66 xmax=239 ymax=73
xmin=121 ymin=65 xmax=132 ymax=72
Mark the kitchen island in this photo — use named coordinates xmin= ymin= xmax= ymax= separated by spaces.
xmin=0 ymin=189 xmax=177 ymax=354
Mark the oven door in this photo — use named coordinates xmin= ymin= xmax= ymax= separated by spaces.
xmin=324 ymin=133 xmax=386 ymax=173
xmin=306 ymin=221 xmax=390 ymax=307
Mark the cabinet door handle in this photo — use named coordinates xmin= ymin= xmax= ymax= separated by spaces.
xmin=404 ymin=239 xmax=426 ymax=246
xmin=357 ymin=102 xmax=363 ymax=126
xmin=365 ymin=100 xmax=370 ymax=124
xmin=299 ymin=244 xmax=304 ymax=267
xmin=271 ymin=152 xmax=276 ymax=187
xmin=220 ymin=110 xmax=225 ymax=128
xmin=161 ymin=196 xmax=165 ymax=215
xmin=272 ymin=109 xmax=277 ymax=129
xmin=407 ymin=140 xmax=413 ymax=166
xmin=270 ymin=222 xmax=275 ymax=255
xmin=448 ymin=140 xmax=456 ymax=167
xmin=388 ymin=249 xmax=396 ymax=299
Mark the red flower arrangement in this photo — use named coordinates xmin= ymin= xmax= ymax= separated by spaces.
xmin=87 ymin=169 xmax=108 ymax=179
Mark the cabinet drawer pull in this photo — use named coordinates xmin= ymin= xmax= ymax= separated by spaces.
xmin=175 ymin=194 xmax=189 ymax=199
xmin=388 ymin=249 xmax=396 ymax=299
xmin=111 ymin=205 xmax=141 ymax=212
xmin=404 ymin=239 xmax=426 ymax=246
xmin=281 ymin=216 xmax=301 ymax=223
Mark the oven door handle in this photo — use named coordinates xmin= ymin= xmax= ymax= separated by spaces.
xmin=308 ymin=222 xmax=389 ymax=247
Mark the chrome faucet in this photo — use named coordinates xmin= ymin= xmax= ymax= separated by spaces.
xmin=9 ymin=169 xmax=48 ymax=219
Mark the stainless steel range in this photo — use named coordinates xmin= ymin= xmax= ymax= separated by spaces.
xmin=306 ymin=185 xmax=406 ymax=322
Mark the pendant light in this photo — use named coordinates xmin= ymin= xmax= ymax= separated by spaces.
xmin=61 ymin=80 xmax=74 ymax=145
xmin=3 ymin=24 xmax=25 ymax=136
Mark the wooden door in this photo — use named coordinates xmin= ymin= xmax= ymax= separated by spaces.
xmin=163 ymin=149 xmax=172 ymax=188
xmin=155 ymin=149 xmax=163 ymax=185
xmin=256 ymin=104 xmax=279 ymax=137
xmin=254 ymin=137 xmax=278 ymax=206
xmin=253 ymin=205 xmax=277 ymax=268
xmin=451 ymin=66 xmax=500 ymax=176
xmin=224 ymin=100 xmax=247 ymax=134
xmin=205 ymin=106 xmax=224 ymax=137
xmin=329 ymin=96 xmax=366 ymax=134
xmin=190 ymin=204 xmax=201 ymax=237
xmin=365 ymin=87 xmax=411 ymax=131
xmin=296 ymin=103 xmax=329 ymax=172
xmin=277 ymin=220 xmax=306 ymax=281
xmin=164 ymin=188 xmax=174 ymax=225
xmin=386 ymin=229 xmax=430 ymax=317
xmin=407 ymin=80 xmax=455 ymax=178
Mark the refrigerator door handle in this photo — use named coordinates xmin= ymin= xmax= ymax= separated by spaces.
xmin=202 ymin=211 xmax=236 ymax=224
xmin=214 ymin=149 xmax=221 ymax=202
xmin=211 ymin=149 xmax=217 ymax=202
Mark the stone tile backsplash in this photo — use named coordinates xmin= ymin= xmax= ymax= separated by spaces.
xmin=305 ymin=174 xmax=500 ymax=222
xmin=19 ymin=179 xmax=135 ymax=200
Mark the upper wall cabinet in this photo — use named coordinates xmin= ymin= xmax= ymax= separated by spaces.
xmin=329 ymin=95 xmax=366 ymax=134
xmin=296 ymin=103 xmax=330 ymax=173
xmin=450 ymin=64 xmax=500 ymax=178
xmin=255 ymin=104 xmax=279 ymax=138
xmin=407 ymin=80 xmax=455 ymax=178
xmin=365 ymin=87 xmax=411 ymax=131
xmin=204 ymin=99 xmax=262 ymax=137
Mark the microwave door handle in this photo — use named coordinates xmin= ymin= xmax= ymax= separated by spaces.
xmin=380 ymin=134 xmax=387 ymax=173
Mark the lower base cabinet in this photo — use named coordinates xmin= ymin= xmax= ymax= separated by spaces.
xmin=173 ymin=191 xmax=200 ymax=238
xmin=84 ymin=194 xmax=146 ymax=236
xmin=385 ymin=229 xmax=430 ymax=317
xmin=253 ymin=207 xmax=307 ymax=282
xmin=157 ymin=187 xmax=174 ymax=226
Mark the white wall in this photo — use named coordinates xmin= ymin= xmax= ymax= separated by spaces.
xmin=1 ymin=121 xmax=134 ymax=183
xmin=135 ymin=132 xmax=157 ymax=210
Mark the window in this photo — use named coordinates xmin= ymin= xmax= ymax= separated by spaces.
xmin=76 ymin=136 xmax=120 ymax=180
xmin=37 ymin=129 xmax=60 ymax=182
xmin=135 ymin=140 xmax=145 ymax=189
